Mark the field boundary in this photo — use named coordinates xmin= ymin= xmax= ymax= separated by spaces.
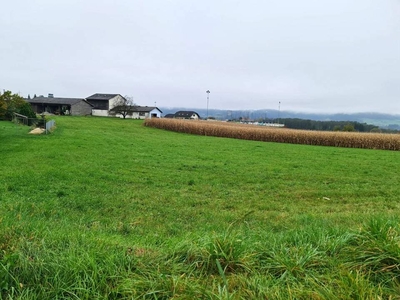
xmin=144 ymin=119 xmax=400 ymax=150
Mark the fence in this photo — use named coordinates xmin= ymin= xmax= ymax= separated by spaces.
xmin=45 ymin=119 xmax=56 ymax=134
xmin=13 ymin=112 xmax=31 ymax=125
xmin=12 ymin=112 xmax=56 ymax=134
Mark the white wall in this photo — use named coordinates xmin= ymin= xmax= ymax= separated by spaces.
xmin=132 ymin=112 xmax=140 ymax=119
xmin=109 ymin=95 xmax=125 ymax=110
xmin=119 ymin=109 xmax=161 ymax=119
xmin=112 ymin=106 xmax=162 ymax=119
xmin=92 ymin=109 xmax=109 ymax=117
xmin=150 ymin=108 xmax=162 ymax=118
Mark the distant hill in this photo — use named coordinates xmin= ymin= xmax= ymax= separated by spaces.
xmin=160 ymin=107 xmax=400 ymax=130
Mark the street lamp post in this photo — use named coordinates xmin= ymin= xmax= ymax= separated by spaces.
xmin=278 ymin=101 xmax=281 ymax=124
xmin=206 ymin=90 xmax=210 ymax=119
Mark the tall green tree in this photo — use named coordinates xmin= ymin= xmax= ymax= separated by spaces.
xmin=343 ymin=123 xmax=356 ymax=132
xmin=0 ymin=90 xmax=36 ymax=121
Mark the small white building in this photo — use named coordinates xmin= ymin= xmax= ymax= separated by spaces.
xmin=111 ymin=106 xmax=162 ymax=119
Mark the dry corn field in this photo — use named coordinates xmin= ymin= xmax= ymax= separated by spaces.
xmin=144 ymin=118 xmax=400 ymax=150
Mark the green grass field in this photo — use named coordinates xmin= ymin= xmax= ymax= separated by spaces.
xmin=1 ymin=117 xmax=400 ymax=299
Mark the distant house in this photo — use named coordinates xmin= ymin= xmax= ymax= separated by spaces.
xmin=86 ymin=93 xmax=126 ymax=117
xmin=110 ymin=105 xmax=162 ymax=119
xmin=27 ymin=95 xmax=93 ymax=116
xmin=174 ymin=111 xmax=201 ymax=120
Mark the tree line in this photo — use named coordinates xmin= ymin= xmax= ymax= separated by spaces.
xmin=232 ymin=116 xmax=398 ymax=133
xmin=278 ymin=118 xmax=392 ymax=133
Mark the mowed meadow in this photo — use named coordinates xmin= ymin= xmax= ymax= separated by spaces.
xmin=1 ymin=117 xmax=400 ymax=299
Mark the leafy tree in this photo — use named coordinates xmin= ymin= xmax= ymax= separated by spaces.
xmin=0 ymin=90 xmax=36 ymax=122
xmin=370 ymin=127 xmax=382 ymax=133
xmin=343 ymin=123 xmax=355 ymax=132
xmin=110 ymin=96 xmax=135 ymax=119
xmin=0 ymin=97 xmax=6 ymax=118
xmin=333 ymin=125 xmax=341 ymax=131
xmin=19 ymin=102 xmax=37 ymax=119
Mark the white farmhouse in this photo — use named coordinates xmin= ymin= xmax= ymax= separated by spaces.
xmin=110 ymin=105 xmax=162 ymax=119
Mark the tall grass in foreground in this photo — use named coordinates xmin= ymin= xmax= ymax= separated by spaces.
xmin=2 ymin=217 xmax=400 ymax=299
xmin=144 ymin=119 xmax=400 ymax=150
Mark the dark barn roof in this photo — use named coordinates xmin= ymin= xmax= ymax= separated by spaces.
xmin=175 ymin=111 xmax=199 ymax=118
xmin=86 ymin=93 xmax=120 ymax=101
xmin=131 ymin=106 xmax=162 ymax=113
xmin=110 ymin=106 xmax=162 ymax=113
xmin=27 ymin=96 xmax=93 ymax=106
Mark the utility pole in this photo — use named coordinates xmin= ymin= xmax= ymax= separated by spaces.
xmin=278 ymin=101 xmax=281 ymax=124
xmin=206 ymin=90 xmax=210 ymax=119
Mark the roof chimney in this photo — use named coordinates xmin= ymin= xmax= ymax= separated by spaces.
xmin=48 ymin=93 xmax=54 ymax=98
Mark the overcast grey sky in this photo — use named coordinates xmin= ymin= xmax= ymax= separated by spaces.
xmin=1 ymin=0 xmax=399 ymax=113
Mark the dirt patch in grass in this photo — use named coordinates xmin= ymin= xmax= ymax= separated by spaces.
xmin=29 ymin=128 xmax=45 ymax=134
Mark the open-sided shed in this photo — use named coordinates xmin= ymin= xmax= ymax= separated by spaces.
xmin=27 ymin=96 xmax=93 ymax=116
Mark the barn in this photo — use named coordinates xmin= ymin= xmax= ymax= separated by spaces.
xmin=27 ymin=95 xmax=93 ymax=116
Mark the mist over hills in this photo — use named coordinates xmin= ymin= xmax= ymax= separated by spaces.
xmin=160 ymin=107 xmax=400 ymax=130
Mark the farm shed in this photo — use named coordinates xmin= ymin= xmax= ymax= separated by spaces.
xmin=110 ymin=106 xmax=162 ymax=119
xmin=174 ymin=111 xmax=201 ymax=120
xmin=27 ymin=95 xmax=93 ymax=116
xmin=86 ymin=93 xmax=126 ymax=117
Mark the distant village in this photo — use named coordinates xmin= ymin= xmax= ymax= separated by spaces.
xmin=26 ymin=93 xmax=201 ymax=120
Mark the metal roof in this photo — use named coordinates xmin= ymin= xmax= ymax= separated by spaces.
xmin=27 ymin=97 xmax=92 ymax=106
xmin=86 ymin=93 xmax=120 ymax=100
xmin=110 ymin=106 xmax=162 ymax=113
xmin=175 ymin=111 xmax=199 ymax=118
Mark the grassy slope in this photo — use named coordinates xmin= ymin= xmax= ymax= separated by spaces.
xmin=1 ymin=117 xmax=400 ymax=299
